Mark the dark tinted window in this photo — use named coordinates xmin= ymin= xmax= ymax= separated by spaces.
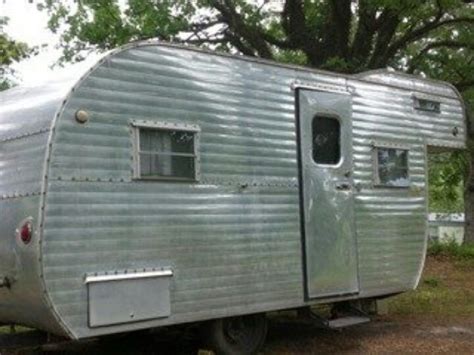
xmin=312 ymin=116 xmax=341 ymax=165
xmin=414 ymin=97 xmax=440 ymax=113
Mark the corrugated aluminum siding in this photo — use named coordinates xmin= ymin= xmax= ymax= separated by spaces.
xmin=0 ymin=84 xmax=66 ymax=197
xmin=0 ymin=84 xmax=60 ymax=275
xmin=0 ymin=84 xmax=69 ymax=335
xmin=43 ymin=45 xmax=316 ymax=338
xmin=348 ymin=79 xmax=464 ymax=295
xmin=39 ymin=44 xmax=465 ymax=338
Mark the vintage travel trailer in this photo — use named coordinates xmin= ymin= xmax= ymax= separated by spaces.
xmin=0 ymin=41 xmax=466 ymax=352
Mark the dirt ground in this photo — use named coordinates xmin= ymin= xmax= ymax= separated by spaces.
xmin=3 ymin=257 xmax=473 ymax=354
xmin=264 ymin=315 xmax=474 ymax=354
xmin=60 ymin=315 xmax=474 ymax=354
xmin=88 ymin=256 xmax=474 ymax=354
xmin=264 ymin=256 xmax=474 ymax=354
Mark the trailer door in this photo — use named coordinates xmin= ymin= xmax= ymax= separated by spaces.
xmin=297 ymin=89 xmax=359 ymax=299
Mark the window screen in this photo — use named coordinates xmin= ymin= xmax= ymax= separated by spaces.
xmin=312 ymin=116 xmax=341 ymax=165
xmin=136 ymin=127 xmax=198 ymax=181
xmin=376 ymin=148 xmax=409 ymax=187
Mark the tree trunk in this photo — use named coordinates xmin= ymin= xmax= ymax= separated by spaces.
xmin=466 ymin=171 xmax=474 ymax=244
xmin=465 ymin=122 xmax=474 ymax=244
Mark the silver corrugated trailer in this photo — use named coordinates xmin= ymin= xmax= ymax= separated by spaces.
xmin=0 ymin=41 xmax=466 ymax=350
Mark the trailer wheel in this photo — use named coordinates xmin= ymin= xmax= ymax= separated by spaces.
xmin=201 ymin=313 xmax=267 ymax=355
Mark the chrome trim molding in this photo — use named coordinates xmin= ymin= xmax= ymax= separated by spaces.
xmin=85 ymin=269 xmax=173 ymax=284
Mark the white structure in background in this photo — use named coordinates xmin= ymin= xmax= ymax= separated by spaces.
xmin=428 ymin=213 xmax=465 ymax=245
xmin=265 ymin=0 xmax=285 ymax=13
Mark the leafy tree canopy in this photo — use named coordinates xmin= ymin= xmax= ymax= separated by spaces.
xmin=0 ymin=17 xmax=30 ymax=90
xmin=39 ymin=0 xmax=473 ymax=87
xmin=429 ymin=150 xmax=469 ymax=212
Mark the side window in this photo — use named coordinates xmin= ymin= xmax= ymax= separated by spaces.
xmin=375 ymin=147 xmax=409 ymax=187
xmin=413 ymin=96 xmax=441 ymax=113
xmin=133 ymin=123 xmax=200 ymax=181
xmin=312 ymin=116 xmax=341 ymax=165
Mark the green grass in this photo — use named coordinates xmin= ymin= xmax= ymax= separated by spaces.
xmin=388 ymin=285 xmax=474 ymax=316
xmin=0 ymin=325 xmax=32 ymax=334
xmin=388 ymin=252 xmax=474 ymax=317
xmin=423 ymin=277 xmax=441 ymax=287
xmin=0 ymin=325 xmax=13 ymax=333
xmin=428 ymin=240 xmax=474 ymax=260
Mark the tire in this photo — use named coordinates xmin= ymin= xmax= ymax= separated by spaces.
xmin=201 ymin=314 xmax=268 ymax=355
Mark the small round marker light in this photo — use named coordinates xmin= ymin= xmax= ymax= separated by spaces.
xmin=19 ymin=221 xmax=33 ymax=244
xmin=75 ymin=109 xmax=90 ymax=124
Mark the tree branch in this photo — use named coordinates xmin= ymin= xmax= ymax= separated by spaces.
xmin=223 ymin=30 xmax=257 ymax=57
xmin=456 ymin=80 xmax=474 ymax=92
xmin=281 ymin=0 xmax=307 ymax=46
xmin=367 ymin=8 xmax=402 ymax=68
xmin=281 ymin=0 xmax=321 ymax=65
xmin=183 ymin=18 xmax=223 ymax=43
xmin=351 ymin=0 xmax=378 ymax=67
xmin=383 ymin=16 xmax=474 ymax=66
xmin=324 ymin=0 xmax=352 ymax=59
xmin=207 ymin=0 xmax=273 ymax=59
xmin=260 ymin=32 xmax=296 ymax=50
xmin=407 ymin=40 xmax=474 ymax=73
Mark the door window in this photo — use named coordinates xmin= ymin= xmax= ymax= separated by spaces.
xmin=312 ymin=116 xmax=341 ymax=165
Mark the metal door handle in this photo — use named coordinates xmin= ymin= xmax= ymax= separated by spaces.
xmin=335 ymin=182 xmax=351 ymax=190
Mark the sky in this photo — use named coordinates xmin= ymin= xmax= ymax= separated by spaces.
xmin=0 ymin=0 xmax=98 ymax=85
xmin=1 ymin=0 xmax=284 ymax=85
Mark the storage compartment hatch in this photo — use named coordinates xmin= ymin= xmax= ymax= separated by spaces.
xmin=85 ymin=269 xmax=172 ymax=328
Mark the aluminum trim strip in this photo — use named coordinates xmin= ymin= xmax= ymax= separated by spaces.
xmin=291 ymin=81 xmax=350 ymax=95
xmin=84 ymin=270 xmax=173 ymax=284
xmin=131 ymin=120 xmax=201 ymax=132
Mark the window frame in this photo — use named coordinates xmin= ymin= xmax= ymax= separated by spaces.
xmin=372 ymin=144 xmax=410 ymax=188
xmin=131 ymin=120 xmax=201 ymax=182
xmin=311 ymin=114 xmax=342 ymax=167
xmin=413 ymin=94 xmax=441 ymax=113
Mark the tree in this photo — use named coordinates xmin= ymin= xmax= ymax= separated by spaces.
xmin=429 ymin=150 xmax=468 ymax=213
xmin=39 ymin=0 xmax=474 ymax=241
xmin=0 ymin=17 xmax=30 ymax=90
xmin=464 ymin=94 xmax=474 ymax=243
xmin=39 ymin=0 xmax=473 ymax=79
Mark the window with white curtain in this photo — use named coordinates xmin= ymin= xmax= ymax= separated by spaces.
xmin=132 ymin=122 xmax=200 ymax=181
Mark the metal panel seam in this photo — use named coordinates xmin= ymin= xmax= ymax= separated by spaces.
xmin=36 ymin=60 xmax=112 ymax=339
